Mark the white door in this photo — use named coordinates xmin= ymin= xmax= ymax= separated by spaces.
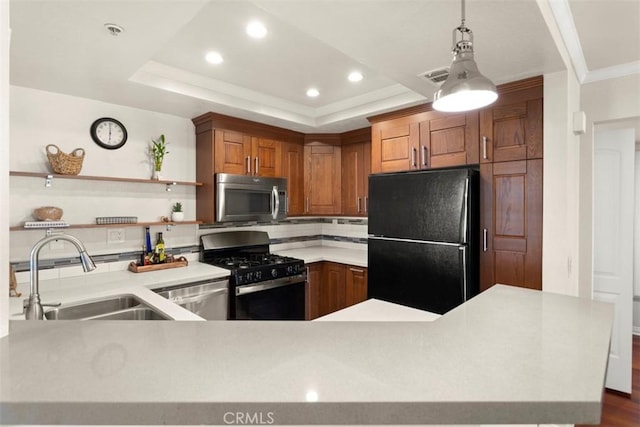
xmin=593 ymin=127 xmax=635 ymax=393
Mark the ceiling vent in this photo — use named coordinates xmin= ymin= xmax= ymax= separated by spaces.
xmin=421 ymin=67 xmax=450 ymax=84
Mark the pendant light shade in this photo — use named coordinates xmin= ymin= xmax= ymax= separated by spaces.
xmin=433 ymin=0 xmax=497 ymax=112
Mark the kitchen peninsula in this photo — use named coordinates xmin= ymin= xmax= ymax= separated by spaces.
xmin=0 ymin=285 xmax=613 ymax=425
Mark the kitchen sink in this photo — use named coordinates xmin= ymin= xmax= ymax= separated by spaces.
xmin=44 ymin=294 xmax=170 ymax=320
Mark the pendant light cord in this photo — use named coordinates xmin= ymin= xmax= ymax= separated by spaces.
xmin=461 ymin=0 xmax=466 ymax=26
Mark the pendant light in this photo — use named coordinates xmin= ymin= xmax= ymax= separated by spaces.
xmin=433 ymin=0 xmax=497 ymax=112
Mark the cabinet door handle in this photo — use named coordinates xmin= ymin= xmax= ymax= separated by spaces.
xmin=246 ymin=156 xmax=251 ymax=174
xmin=364 ymin=196 xmax=368 ymax=214
xmin=357 ymin=197 xmax=361 ymax=213
xmin=305 ymin=197 xmax=309 ymax=214
xmin=255 ymin=157 xmax=259 ymax=175
xmin=483 ymin=228 xmax=488 ymax=252
xmin=482 ymin=136 xmax=488 ymax=160
xmin=411 ymin=147 xmax=417 ymax=168
xmin=286 ymin=196 xmax=289 ymax=214
xmin=349 ymin=268 xmax=364 ymax=273
xmin=422 ymin=145 xmax=427 ymax=167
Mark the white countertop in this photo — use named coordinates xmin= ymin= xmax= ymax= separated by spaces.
xmin=316 ymin=298 xmax=441 ymax=321
xmin=0 ymin=285 xmax=613 ymax=425
xmin=273 ymin=245 xmax=367 ymax=267
xmin=9 ymin=261 xmax=231 ymax=321
xmin=9 ymin=245 xmax=365 ymax=321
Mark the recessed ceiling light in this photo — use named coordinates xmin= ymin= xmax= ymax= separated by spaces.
xmin=205 ymin=51 xmax=224 ymax=65
xmin=246 ymin=21 xmax=267 ymax=39
xmin=306 ymin=88 xmax=320 ymax=98
xmin=348 ymin=71 xmax=363 ymax=82
xmin=104 ymin=23 xmax=124 ymax=36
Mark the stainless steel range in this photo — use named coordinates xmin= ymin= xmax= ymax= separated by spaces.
xmin=200 ymin=231 xmax=306 ymax=320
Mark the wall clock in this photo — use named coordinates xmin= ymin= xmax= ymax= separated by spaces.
xmin=90 ymin=117 xmax=128 ymax=149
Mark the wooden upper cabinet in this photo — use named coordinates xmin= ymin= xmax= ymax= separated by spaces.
xmin=371 ymin=117 xmax=420 ymax=173
xmin=479 ymin=78 xmax=543 ymax=163
xmin=213 ymin=132 xmax=282 ymax=177
xmin=341 ymin=127 xmax=371 ymax=216
xmin=282 ymin=141 xmax=304 ymax=216
xmin=480 ymin=159 xmax=543 ymax=292
xmin=192 ymin=112 xmax=304 ymax=223
xmin=304 ymin=137 xmax=342 ymax=215
xmin=370 ymin=111 xmax=478 ymax=173
xmin=420 ymin=112 xmax=479 ymax=168
xmin=251 ymin=137 xmax=282 ymax=177
xmin=214 ymin=130 xmax=252 ymax=175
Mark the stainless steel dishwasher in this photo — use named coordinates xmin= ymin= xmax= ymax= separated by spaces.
xmin=153 ymin=278 xmax=229 ymax=320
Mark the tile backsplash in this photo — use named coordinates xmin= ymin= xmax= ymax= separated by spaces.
xmin=10 ymin=217 xmax=368 ymax=273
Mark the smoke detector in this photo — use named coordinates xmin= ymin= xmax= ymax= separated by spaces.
xmin=420 ymin=67 xmax=450 ymax=85
xmin=104 ymin=23 xmax=124 ymax=36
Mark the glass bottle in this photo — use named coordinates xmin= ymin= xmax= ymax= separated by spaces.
xmin=155 ymin=232 xmax=166 ymax=263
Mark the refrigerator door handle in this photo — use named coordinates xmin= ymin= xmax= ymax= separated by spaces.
xmin=460 ymin=246 xmax=468 ymax=301
xmin=460 ymin=175 xmax=470 ymax=243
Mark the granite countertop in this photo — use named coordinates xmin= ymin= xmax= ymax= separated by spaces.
xmin=0 ymin=285 xmax=613 ymax=425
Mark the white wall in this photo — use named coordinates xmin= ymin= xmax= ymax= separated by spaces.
xmin=9 ymin=86 xmax=199 ymax=261
xmin=542 ymin=71 xmax=581 ymax=296
xmin=1 ymin=0 xmax=10 ymax=338
xmin=635 ymin=151 xmax=640 ymax=334
xmin=579 ymin=74 xmax=640 ymax=298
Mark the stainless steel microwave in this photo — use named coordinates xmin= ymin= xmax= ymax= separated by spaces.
xmin=215 ymin=173 xmax=287 ymax=222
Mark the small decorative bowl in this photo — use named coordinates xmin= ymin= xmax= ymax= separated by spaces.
xmin=33 ymin=206 xmax=63 ymax=221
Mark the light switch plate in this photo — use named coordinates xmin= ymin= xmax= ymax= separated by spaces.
xmin=107 ymin=228 xmax=125 ymax=244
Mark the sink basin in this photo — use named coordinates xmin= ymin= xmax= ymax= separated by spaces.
xmin=44 ymin=294 xmax=169 ymax=320
xmin=89 ymin=307 xmax=168 ymax=320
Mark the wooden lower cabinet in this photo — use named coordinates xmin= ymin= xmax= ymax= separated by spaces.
xmin=305 ymin=263 xmax=323 ymax=320
xmin=345 ymin=265 xmax=368 ymax=307
xmin=305 ymin=262 xmax=368 ymax=320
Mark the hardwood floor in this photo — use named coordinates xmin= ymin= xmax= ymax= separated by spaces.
xmin=578 ymin=335 xmax=640 ymax=427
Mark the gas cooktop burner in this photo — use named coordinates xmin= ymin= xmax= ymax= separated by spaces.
xmin=212 ymin=255 xmax=299 ymax=270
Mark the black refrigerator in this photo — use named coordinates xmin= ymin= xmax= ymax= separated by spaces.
xmin=368 ymin=166 xmax=479 ymax=315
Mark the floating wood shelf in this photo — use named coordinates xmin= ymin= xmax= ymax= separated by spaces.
xmin=9 ymin=171 xmax=203 ymax=187
xmin=10 ymin=220 xmax=203 ymax=231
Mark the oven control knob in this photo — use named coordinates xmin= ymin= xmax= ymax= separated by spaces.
xmin=256 ymin=271 xmax=262 ymax=280
xmin=271 ymin=269 xmax=278 ymax=278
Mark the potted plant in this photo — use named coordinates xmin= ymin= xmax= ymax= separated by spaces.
xmin=151 ymin=134 xmax=169 ymax=179
xmin=171 ymin=202 xmax=184 ymax=222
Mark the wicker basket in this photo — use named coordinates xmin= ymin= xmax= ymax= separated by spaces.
xmin=46 ymin=144 xmax=85 ymax=175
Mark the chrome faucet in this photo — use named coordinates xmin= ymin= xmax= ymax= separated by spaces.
xmin=24 ymin=233 xmax=97 ymax=320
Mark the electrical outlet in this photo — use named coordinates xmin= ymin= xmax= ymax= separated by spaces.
xmin=107 ymin=228 xmax=125 ymax=244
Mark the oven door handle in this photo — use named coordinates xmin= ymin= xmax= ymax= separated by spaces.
xmin=272 ymin=185 xmax=280 ymax=219
xmin=235 ymin=274 xmax=305 ymax=296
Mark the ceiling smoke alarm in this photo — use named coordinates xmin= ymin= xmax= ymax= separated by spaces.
xmin=421 ymin=67 xmax=450 ymax=85
xmin=104 ymin=23 xmax=124 ymax=36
